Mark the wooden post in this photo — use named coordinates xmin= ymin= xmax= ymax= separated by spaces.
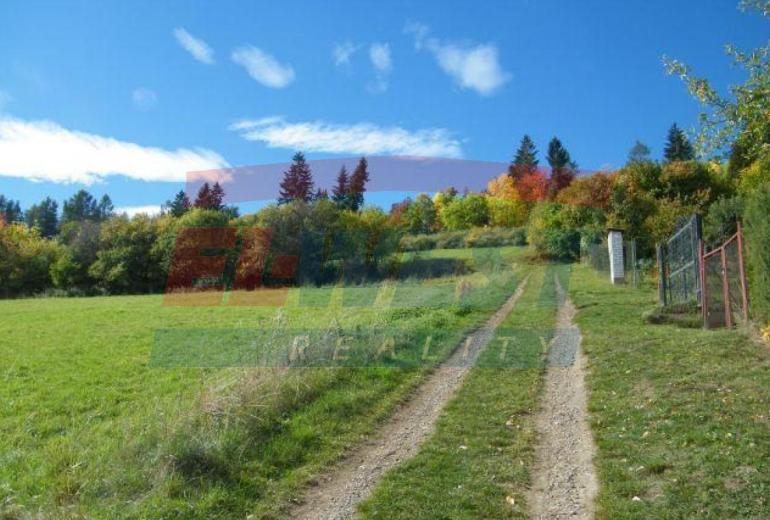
xmin=721 ymin=246 xmax=732 ymax=328
xmin=736 ymin=222 xmax=750 ymax=323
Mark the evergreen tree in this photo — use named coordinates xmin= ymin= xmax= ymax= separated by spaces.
xmin=663 ymin=123 xmax=695 ymax=162
xmin=546 ymin=137 xmax=577 ymax=196
xmin=165 ymin=190 xmax=191 ymax=217
xmin=627 ymin=140 xmax=652 ymax=164
xmin=210 ymin=182 xmax=225 ymax=210
xmin=313 ymin=188 xmax=329 ymax=201
xmin=194 ymin=182 xmax=213 ymax=209
xmin=96 ymin=195 xmax=114 ymax=220
xmin=332 ymin=165 xmax=350 ymax=208
xmin=278 ymin=152 xmax=314 ymax=204
xmin=0 ymin=195 xmax=23 ymax=223
xmin=348 ymin=157 xmax=370 ymax=211
xmin=509 ymin=135 xmax=539 ymax=179
xmin=62 ymin=190 xmax=100 ymax=223
xmin=25 ymin=197 xmax=59 ymax=237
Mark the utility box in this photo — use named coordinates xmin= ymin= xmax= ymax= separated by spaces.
xmin=607 ymin=228 xmax=624 ymax=285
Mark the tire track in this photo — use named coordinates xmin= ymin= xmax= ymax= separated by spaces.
xmin=529 ymin=276 xmax=598 ymax=519
xmin=292 ymin=276 xmax=530 ymax=520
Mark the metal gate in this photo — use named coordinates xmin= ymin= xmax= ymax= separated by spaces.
xmin=657 ymin=214 xmax=702 ymax=306
xmin=700 ymin=223 xmax=750 ymax=328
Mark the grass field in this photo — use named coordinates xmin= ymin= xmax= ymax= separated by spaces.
xmin=0 ymin=246 xmax=526 ymax=519
xmin=5 ymin=250 xmax=768 ymax=519
xmin=569 ymin=264 xmax=770 ymax=518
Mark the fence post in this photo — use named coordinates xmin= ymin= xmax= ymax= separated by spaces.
xmin=720 ymin=246 xmax=732 ymax=328
xmin=693 ymin=214 xmax=703 ymax=306
xmin=736 ymin=222 xmax=750 ymax=323
xmin=656 ymin=243 xmax=666 ymax=306
xmin=699 ymin=239 xmax=707 ymax=328
xmin=608 ymin=228 xmax=625 ymax=285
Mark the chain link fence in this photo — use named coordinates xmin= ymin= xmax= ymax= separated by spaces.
xmin=583 ymin=238 xmax=644 ymax=288
xmin=657 ymin=214 xmax=702 ymax=306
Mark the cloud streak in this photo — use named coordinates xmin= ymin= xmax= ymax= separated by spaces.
xmin=116 ymin=205 xmax=162 ymax=217
xmin=231 ymin=117 xmax=462 ymax=158
xmin=0 ymin=116 xmax=228 ymax=184
xmin=173 ymin=27 xmax=214 ymax=64
xmin=232 ymin=46 xmax=295 ymax=88
xmin=333 ymin=41 xmax=359 ymax=66
xmin=405 ymin=22 xmax=510 ymax=96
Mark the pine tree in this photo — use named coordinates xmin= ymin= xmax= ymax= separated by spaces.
xmin=96 ymin=195 xmax=114 ymax=220
xmin=627 ymin=140 xmax=652 ymax=164
xmin=210 ymin=182 xmax=225 ymax=210
xmin=663 ymin=123 xmax=695 ymax=162
xmin=0 ymin=195 xmax=23 ymax=224
xmin=509 ymin=135 xmax=539 ymax=179
xmin=62 ymin=190 xmax=99 ymax=223
xmin=278 ymin=152 xmax=314 ymax=204
xmin=166 ymin=190 xmax=191 ymax=217
xmin=194 ymin=182 xmax=211 ymax=208
xmin=25 ymin=197 xmax=59 ymax=237
xmin=313 ymin=188 xmax=329 ymax=201
xmin=348 ymin=157 xmax=370 ymax=211
xmin=546 ymin=137 xmax=576 ymax=196
xmin=332 ymin=166 xmax=350 ymax=208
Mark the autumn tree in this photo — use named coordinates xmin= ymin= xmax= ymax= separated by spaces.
xmin=516 ymin=170 xmax=549 ymax=202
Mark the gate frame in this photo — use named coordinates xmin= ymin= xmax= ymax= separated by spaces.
xmin=699 ymin=222 xmax=750 ymax=329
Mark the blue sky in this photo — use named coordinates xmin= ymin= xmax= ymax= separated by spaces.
xmin=0 ymin=0 xmax=767 ymax=213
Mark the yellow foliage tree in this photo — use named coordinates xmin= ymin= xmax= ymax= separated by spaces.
xmin=486 ymin=173 xmax=521 ymax=201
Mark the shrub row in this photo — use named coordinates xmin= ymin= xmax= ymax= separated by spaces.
xmin=399 ymin=227 xmax=527 ymax=251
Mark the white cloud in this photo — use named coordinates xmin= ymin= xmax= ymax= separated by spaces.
xmin=173 ymin=27 xmax=215 ymax=64
xmin=333 ymin=41 xmax=359 ymax=66
xmin=131 ymin=87 xmax=158 ymax=111
xmin=116 ymin=205 xmax=162 ymax=217
xmin=369 ymin=43 xmax=392 ymax=73
xmin=231 ymin=116 xmax=462 ymax=158
xmin=231 ymin=46 xmax=295 ymax=88
xmin=0 ymin=116 xmax=228 ymax=184
xmin=368 ymin=43 xmax=393 ymax=93
xmin=405 ymin=22 xmax=510 ymax=96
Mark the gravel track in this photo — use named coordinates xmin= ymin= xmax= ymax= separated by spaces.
xmin=529 ymin=277 xmax=598 ymax=519
xmin=292 ymin=276 xmax=530 ymax=520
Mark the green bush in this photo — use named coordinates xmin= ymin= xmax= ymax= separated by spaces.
xmin=541 ymin=228 xmax=581 ymax=260
xmin=399 ymin=227 xmax=527 ymax=251
xmin=439 ymin=194 xmax=490 ymax=230
xmin=744 ymin=185 xmax=770 ymax=324
xmin=0 ymin=222 xmax=61 ymax=297
xmin=527 ymin=202 xmax=576 ymax=259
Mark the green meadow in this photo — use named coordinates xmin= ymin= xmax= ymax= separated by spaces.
xmin=0 ymin=247 xmax=525 ymax=519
